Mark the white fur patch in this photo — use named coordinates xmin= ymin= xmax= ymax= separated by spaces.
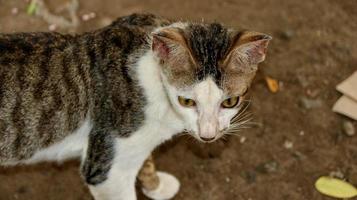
xmin=87 ymin=51 xmax=185 ymax=200
xmin=24 ymin=117 xmax=92 ymax=164
xmin=163 ymin=76 xmax=239 ymax=141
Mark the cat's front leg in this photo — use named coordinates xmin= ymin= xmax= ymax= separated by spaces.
xmin=81 ymin=128 xmax=141 ymax=200
xmin=139 ymin=155 xmax=180 ymax=200
xmin=87 ymin=168 xmax=138 ymax=200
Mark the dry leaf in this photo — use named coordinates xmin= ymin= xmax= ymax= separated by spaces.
xmin=315 ymin=176 xmax=357 ymax=198
xmin=265 ymin=76 xmax=279 ymax=93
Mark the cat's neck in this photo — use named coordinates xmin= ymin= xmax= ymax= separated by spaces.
xmin=135 ymin=50 xmax=184 ymax=132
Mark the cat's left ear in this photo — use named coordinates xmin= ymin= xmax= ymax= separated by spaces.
xmin=223 ymin=31 xmax=272 ymax=68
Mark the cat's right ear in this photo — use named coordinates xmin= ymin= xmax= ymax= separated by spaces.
xmin=151 ymin=28 xmax=191 ymax=62
xmin=152 ymin=34 xmax=170 ymax=60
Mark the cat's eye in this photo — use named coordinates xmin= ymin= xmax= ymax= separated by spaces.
xmin=221 ymin=96 xmax=240 ymax=108
xmin=178 ymin=96 xmax=196 ymax=107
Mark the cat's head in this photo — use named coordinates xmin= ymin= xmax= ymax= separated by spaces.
xmin=151 ymin=22 xmax=271 ymax=143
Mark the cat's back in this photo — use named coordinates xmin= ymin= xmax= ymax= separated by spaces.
xmin=0 ymin=32 xmax=91 ymax=162
xmin=109 ymin=13 xmax=170 ymax=32
xmin=0 ymin=13 xmax=170 ymax=163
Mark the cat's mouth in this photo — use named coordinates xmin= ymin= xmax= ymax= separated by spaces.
xmin=197 ymin=136 xmax=219 ymax=143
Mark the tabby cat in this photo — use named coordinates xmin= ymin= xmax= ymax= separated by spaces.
xmin=0 ymin=13 xmax=271 ymax=200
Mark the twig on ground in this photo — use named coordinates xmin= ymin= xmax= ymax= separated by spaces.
xmin=32 ymin=0 xmax=80 ymax=30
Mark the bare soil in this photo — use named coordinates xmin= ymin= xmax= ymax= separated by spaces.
xmin=0 ymin=0 xmax=357 ymax=199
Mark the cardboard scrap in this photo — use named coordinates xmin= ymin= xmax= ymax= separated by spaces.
xmin=333 ymin=70 xmax=357 ymax=120
xmin=333 ymin=96 xmax=357 ymax=121
xmin=336 ymin=71 xmax=357 ymax=101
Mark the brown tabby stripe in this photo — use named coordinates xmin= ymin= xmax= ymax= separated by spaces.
xmin=50 ymin=48 xmax=68 ymax=143
xmin=11 ymin=58 xmax=25 ymax=158
xmin=62 ymin=46 xmax=77 ymax=133
xmin=34 ymin=44 xmax=52 ymax=100
xmin=21 ymin=53 xmax=42 ymax=158
xmin=78 ymin=43 xmax=90 ymax=113
xmin=0 ymin=57 xmax=6 ymax=109
xmin=0 ymin=63 xmax=18 ymax=159
xmin=77 ymin=39 xmax=91 ymax=117
xmin=14 ymin=44 xmax=38 ymax=158
xmin=11 ymin=99 xmax=24 ymax=158
xmin=70 ymin=40 xmax=86 ymax=121
xmin=35 ymin=38 xmax=56 ymax=145
xmin=37 ymin=49 xmax=58 ymax=146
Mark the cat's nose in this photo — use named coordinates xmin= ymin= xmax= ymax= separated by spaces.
xmin=198 ymin=117 xmax=218 ymax=142
xmin=198 ymin=124 xmax=218 ymax=142
xmin=199 ymin=136 xmax=215 ymax=142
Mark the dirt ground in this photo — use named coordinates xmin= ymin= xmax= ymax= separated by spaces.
xmin=1 ymin=0 xmax=357 ymax=199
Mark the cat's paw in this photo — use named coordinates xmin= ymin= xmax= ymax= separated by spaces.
xmin=142 ymin=171 xmax=180 ymax=200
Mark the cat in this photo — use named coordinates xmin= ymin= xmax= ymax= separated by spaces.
xmin=0 ymin=13 xmax=271 ymax=200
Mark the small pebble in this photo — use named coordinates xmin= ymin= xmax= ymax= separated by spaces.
xmin=240 ymin=136 xmax=246 ymax=143
xmin=299 ymin=97 xmax=322 ymax=110
xmin=82 ymin=14 xmax=90 ymax=21
xmin=82 ymin=12 xmax=97 ymax=21
xmin=343 ymin=121 xmax=355 ymax=136
xmin=279 ymin=29 xmax=295 ymax=40
xmin=299 ymin=131 xmax=305 ymax=136
xmin=48 ymin=24 xmax=57 ymax=31
xmin=329 ymin=170 xmax=344 ymax=179
xmin=306 ymin=88 xmax=320 ymax=98
xmin=256 ymin=160 xmax=279 ymax=174
xmin=284 ymin=140 xmax=293 ymax=149
xmin=292 ymin=151 xmax=306 ymax=160
xmin=264 ymin=161 xmax=279 ymax=172
xmin=225 ymin=177 xmax=231 ymax=183
xmin=11 ymin=7 xmax=19 ymax=15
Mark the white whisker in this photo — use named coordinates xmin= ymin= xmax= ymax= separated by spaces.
xmin=222 ymin=98 xmax=257 ymax=137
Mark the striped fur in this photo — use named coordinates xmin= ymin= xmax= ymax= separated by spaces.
xmin=0 ymin=32 xmax=90 ymax=161
xmin=0 ymin=14 xmax=168 ymax=163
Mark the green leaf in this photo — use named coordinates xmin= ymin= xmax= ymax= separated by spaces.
xmin=315 ymin=176 xmax=357 ymax=198
xmin=27 ymin=0 xmax=38 ymax=15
